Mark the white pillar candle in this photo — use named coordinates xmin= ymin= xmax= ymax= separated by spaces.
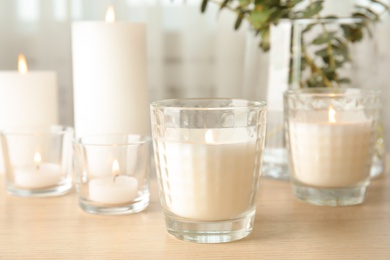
xmin=289 ymin=108 xmax=372 ymax=188
xmin=0 ymin=55 xmax=58 ymax=174
xmin=14 ymin=163 xmax=62 ymax=189
xmin=71 ymin=7 xmax=149 ymax=138
xmin=157 ymin=128 xmax=257 ymax=221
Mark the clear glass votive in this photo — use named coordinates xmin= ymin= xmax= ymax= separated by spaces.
xmin=1 ymin=126 xmax=73 ymax=197
xmin=150 ymin=98 xmax=267 ymax=243
xmin=73 ymin=134 xmax=151 ymax=215
xmin=284 ymin=88 xmax=381 ymax=206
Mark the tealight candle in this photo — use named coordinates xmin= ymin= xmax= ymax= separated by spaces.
xmin=13 ymin=152 xmax=62 ymax=189
xmin=88 ymin=160 xmax=138 ymax=204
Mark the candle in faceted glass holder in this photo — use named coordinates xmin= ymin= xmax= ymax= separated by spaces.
xmin=1 ymin=126 xmax=73 ymax=197
xmin=284 ymin=88 xmax=381 ymax=206
xmin=151 ymin=99 xmax=267 ymax=243
xmin=73 ymin=135 xmax=151 ymax=215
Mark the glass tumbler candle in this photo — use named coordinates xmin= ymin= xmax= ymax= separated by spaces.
xmin=151 ymin=98 xmax=267 ymax=243
xmin=1 ymin=126 xmax=73 ymax=197
xmin=73 ymin=135 xmax=151 ymax=215
xmin=284 ymin=88 xmax=381 ymax=206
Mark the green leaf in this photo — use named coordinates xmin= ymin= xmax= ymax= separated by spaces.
xmin=234 ymin=12 xmax=245 ymax=30
xmin=302 ymin=23 xmax=316 ymax=33
xmin=260 ymin=27 xmax=270 ymax=51
xmin=324 ymin=15 xmax=338 ymax=19
xmin=312 ymin=31 xmax=337 ymax=45
xmin=201 ymin=0 xmax=208 ymax=13
xmin=287 ymin=0 xmax=305 ymax=6
xmin=301 ymin=0 xmax=323 ymax=18
xmin=337 ymin=78 xmax=351 ymax=84
xmin=341 ymin=24 xmax=364 ymax=42
xmin=239 ymin=0 xmax=252 ymax=7
xmin=352 ymin=11 xmax=372 ymax=21
xmin=220 ymin=0 xmax=230 ymax=10
xmin=269 ymin=7 xmax=284 ymax=22
xmin=248 ymin=8 xmax=272 ymax=29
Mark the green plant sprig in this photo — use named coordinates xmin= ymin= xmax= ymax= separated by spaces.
xmin=201 ymin=0 xmax=389 ymax=88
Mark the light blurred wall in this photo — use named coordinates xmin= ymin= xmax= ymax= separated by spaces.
xmin=0 ymin=0 xmax=389 ymax=147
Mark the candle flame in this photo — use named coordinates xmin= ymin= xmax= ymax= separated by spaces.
xmin=18 ymin=54 xmax=28 ymax=74
xmin=328 ymin=107 xmax=336 ymax=123
xmin=34 ymin=152 xmax=42 ymax=164
xmin=205 ymin=130 xmax=215 ymax=144
xmin=112 ymin=159 xmax=120 ymax=175
xmin=34 ymin=152 xmax=41 ymax=171
xmin=105 ymin=6 xmax=115 ymax=23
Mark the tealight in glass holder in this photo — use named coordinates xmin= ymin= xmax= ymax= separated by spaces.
xmin=151 ymin=98 xmax=267 ymax=243
xmin=284 ymin=88 xmax=381 ymax=206
xmin=73 ymin=134 xmax=151 ymax=215
xmin=1 ymin=126 xmax=73 ymax=197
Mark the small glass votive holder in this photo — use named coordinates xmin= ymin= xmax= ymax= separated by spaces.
xmin=1 ymin=125 xmax=74 ymax=197
xmin=284 ymin=88 xmax=381 ymax=206
xmin=73 ymin=134 xmax=151 ymax=215
xmin=151 ymin=98 xmax=267 ymax=243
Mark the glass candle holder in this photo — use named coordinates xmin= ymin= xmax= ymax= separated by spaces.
xmin=1 ymin=126 xmax=73 ymax=197
xmin=151 ymin=98 xmax=267 ymax=243
xmin=73 ymin=135 xmax=151 ymax=215
xmin=284 ymin=88 xmax=381 ymax=206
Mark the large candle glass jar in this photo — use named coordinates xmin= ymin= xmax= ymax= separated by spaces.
xmin=151 ymin=98 xmax=267 ymax=243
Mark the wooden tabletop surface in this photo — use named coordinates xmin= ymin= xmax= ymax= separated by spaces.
xmin=1 ymin=158 xmax=390 ymax=259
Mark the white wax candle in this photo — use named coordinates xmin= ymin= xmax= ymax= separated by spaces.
xmin=157 ymin=128 xmax=258 ymax=221
xmin=289 ymin=121 xmax=372 ymax=188
xmin=89 ymin=176 xmax=138 ymax=205
xmin=14 ymin=163 xmax=62 ymax=189
xmin=72 ymin=18 xmax=149 ymax=137
xmin=0 ymin=72 xmax=58 ymax=127
xmin=0 ymin=71 xmax=58 ymax=174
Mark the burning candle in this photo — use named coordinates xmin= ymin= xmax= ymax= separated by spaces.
xmin=157 ymin=128 xmax=257 ymax=221
xmin=13 ymin=152 xmax=62 ymax=189
xmin=88 ymin=160 xmax=138 ymax=204
xmin=289 ymin=106 xmax=372 ymax=187
xmin=0 ymin=55 xmax=58 ymax=174
xmin=72 ymin=6 xmax=149 ymax=137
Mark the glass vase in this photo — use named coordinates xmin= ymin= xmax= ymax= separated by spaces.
xmin=261 ymin=17 xmax=385 ymax=180
xmin=290 ymin=17 xmax=385 ymax=179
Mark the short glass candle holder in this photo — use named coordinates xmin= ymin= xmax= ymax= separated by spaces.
xmin=1 ymin=126 xmax=73 ymax=197
xmin=151 ymin=98 xmax=267 ymax=243
xmin=73 ymin=134 xmax=151 ymax=215
xmin=284 ymin=88 xmax=381 ymax=206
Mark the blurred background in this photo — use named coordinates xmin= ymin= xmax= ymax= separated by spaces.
xmin=0 ymin=0 xmax=389 ymax=146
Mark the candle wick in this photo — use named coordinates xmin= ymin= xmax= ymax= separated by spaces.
xmin=113 ymin=174 xmax=119 ymax=183
xmin=36 ymin=164 xmax=40 ymax=171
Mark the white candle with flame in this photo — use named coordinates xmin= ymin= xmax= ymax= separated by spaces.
xmin=157 ymin=128 xmax=258 ymax=221
xmin=88 ymin=159 xmax=138 ymax=204
xmin=0 ymin=55 xmax=58 ymax=174
xmin=72 ymin=6 xmax=149 ymax=138
xmin=288 ymin=106 xmax=372 ymax=187
xmin=13 ymin=152 xmax=62 ymax=189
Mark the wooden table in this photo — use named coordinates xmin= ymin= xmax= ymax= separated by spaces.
xmin=1 ymin=160 xmax=390 ymax=259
